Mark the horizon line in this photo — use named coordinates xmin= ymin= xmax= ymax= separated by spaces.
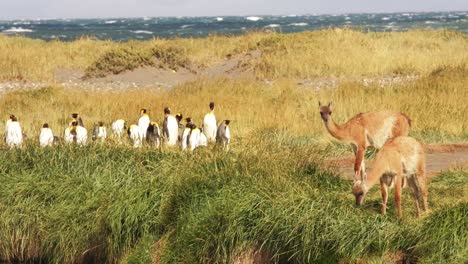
xmin=0 ymin=9 xmax=466 ymax=21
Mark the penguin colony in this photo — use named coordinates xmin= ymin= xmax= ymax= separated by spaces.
xmin=4 ymin=102 xmax=231 ymax=151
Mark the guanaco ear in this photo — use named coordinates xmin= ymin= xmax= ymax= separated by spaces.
xmin=328 ymin=101 xmax=333 ymax=108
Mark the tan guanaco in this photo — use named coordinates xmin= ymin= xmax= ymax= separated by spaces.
xmin=352 ymin=136 xmax=428 ymax=218
xmin=319 ymin=102 xmax=411 ymax=179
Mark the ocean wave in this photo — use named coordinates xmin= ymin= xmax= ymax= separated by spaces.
xmin=13 ymin=21 xmax=31 ymax=25
xmin=131 ymin=30 xmax=153 ymax=34
xmin=246 ymin=16 xmax=262 ymax=21
xmin=381 ymin=17 xmax=391 ymax=21
xmin=104 ymin=20 xmax=117 ymax=24
xmin=264 ymin=24 xmax=280 ymax=28
xmin=3 ymin=27 xmax=34 ymax=33
xmin=180 ymin=24 xmax=193 ymax=29
xmin=288 ymin=22 xmax=308 ymax=26
xmin=216 ymin=17 xmax=223 ymax=21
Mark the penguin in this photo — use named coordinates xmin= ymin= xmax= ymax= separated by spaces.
xmin=111 ymin=119 xmax=126 ymax=139
xmin=39 ymin=123 xmax=54 ymax=147
xmin=198 ymin=127 xmax=208 ymax=148
xmin=216 ymin=120 xmax=231 ymax=151
xmin=203 ymin=102 xmax=217 ymax=142
xmin=70 ymin=113 xmax=84 ymax=127
xmin=65 ymin=120 xmax=87 ymax=146
xmin=138 ymin=109 xmax=150 ymax=141
xmin=175 ymin=113 xmax=184 ymax=142
xmin=128 ymin=124 xmax=142 ymax=148
xmin=188 ymin=123 xmax=200 ymax=151
xmin=162 ymin=107 xmax=179 ymax=146
xmin=75 ymin=123 xmax=88 ymax=146
xmin=64 ymin=120 xmax=78 ymax=144
xmin=5 ymin=114 xmax=23 ymax=148
xmin=181 ymin=117 xmax=192 ymax=151
xmin=146 ymin=122 xmax=161 ymax=148
xmin=92 ymin=121 xmax=107 ymax=143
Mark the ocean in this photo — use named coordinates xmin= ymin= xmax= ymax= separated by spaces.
xmin=0 ymin=12 xmax=466 ymax=41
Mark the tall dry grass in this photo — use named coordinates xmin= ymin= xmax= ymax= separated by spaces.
xmin=0 ymin=29 xmax=466 ymax=81
xmin=0 ymin=70 xmax=466 ymax=149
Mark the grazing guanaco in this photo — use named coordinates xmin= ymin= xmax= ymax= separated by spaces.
xmin=319 ymin=102 xmax=411 ymax=179
xmin=352 ymin=136 xmax=428 ymax=218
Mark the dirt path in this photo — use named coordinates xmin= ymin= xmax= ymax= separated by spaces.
xmin=327 ymin=143 xmax=468 ymax=180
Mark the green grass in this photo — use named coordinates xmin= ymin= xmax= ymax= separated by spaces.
xmin=84 ymin=44 xmax=191 ymax=78
xmin=0 ymin=29 xmax=467 ymax=263
xmin=0 ymin=135 xmax=466 ymax=263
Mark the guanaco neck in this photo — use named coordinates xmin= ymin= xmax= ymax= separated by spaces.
xmin=324 ymin=118 xmax=349 ymax=141
xmin=363 ymin=159 xmax=388 ymax=190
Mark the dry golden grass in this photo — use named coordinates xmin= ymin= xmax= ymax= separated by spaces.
xmin=0 ymin=71 xmax=466 ymax=147
xmin=0 ymin=29 xmax=466 ymax=81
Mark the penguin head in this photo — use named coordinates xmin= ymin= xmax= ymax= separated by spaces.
xmin=9 ymin=115 xmax=18 ymax=122
xmin=43 ymin=123 xmax=49 ymax=128
xmin=176 ymin=113 xmax=183 ymax=122
xmin=140 ymin=109 xmax=147 ymax=115
xmin=164 ymin=107 xmax=171 ymax=115
xmin=71 ymin=120 xmax=78 ymax=127
xmin=185 ymin=117 xmax=192 ymax=123
xmin=98 ymin=121 xmax=104 ymax=127
xmin=71 ymin=113 xmax=79 ymax=119
xmin=224 ymin=120 xmax=231 ymax=125
xmin=209 ymin=102 xmax=215 ymax=110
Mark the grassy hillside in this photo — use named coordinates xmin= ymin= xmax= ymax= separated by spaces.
xmin=0 ymin=30 xmax=467 ymax=263
xmin=0 ymin=29 xmax=466 ymax=81
xmin=0 ymin=143 xmax=466 ymax=263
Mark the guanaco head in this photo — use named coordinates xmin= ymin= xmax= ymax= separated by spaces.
xmin=352 ymin=174 xmax=368 ymax=206
xmin=318 ymin=101 xmax=333 ymax=123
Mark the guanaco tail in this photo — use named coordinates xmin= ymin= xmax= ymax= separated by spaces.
xmin=352 ymin=136 xmax=428 ymax=218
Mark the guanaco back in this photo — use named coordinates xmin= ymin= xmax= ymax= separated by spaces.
xmin=319 ymin=102 xmax=411 ymax=178
xmin=352 ymin=136 xmax=428 ymax=218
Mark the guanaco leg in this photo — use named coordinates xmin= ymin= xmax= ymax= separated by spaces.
xmin=354 ymin=146 xmax=366 ymax=179
xmin=394 ymin=171 xmax=404 ymax=218
xmin=380 ymin=180 xmax=389 ymax=215
xmin=407 ymin=176 xmax=421 ymax=217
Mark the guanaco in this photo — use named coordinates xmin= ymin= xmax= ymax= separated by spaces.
xmin=352 ymin=136 xmax=428 ymax=218
xmin=319 ymin=102 xmax=411 ymax=178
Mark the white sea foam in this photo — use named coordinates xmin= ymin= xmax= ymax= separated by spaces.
xmin=3 ymin=27 xmax=34 ymax=33
xmin=425 ymin=21 xmax=436 ymax=24
xmin=246 ymin=16 xmax=262 ymax=21
xmin=180 ymin=24 xmax=193 ymax=29
xmin=132 ymin=30 xmax=153 ymax=34
xmin=381 ymin=17 xmax=391 ymax=21
xmin=264 ymin=24 xmax=280 ymax=28
xmin=13 ymin=21 xmax=31 ymax=25
xmin=104 ymin=20 xmax=117 ymax=24
xmin=288 ymin=22 xmax=308 ymax=26
xmin=216 ymin=17 xmax=223 ymax=21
